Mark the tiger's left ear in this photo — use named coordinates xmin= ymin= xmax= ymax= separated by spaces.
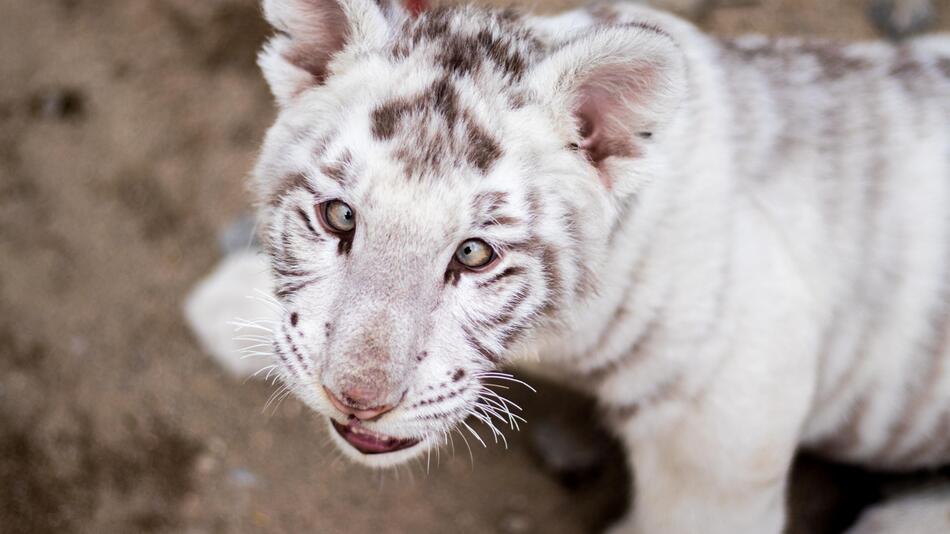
xmin=259 ymin=0 xmax=396 ymax=105
xmin=528 ymin=24 xmax=686 ymax=186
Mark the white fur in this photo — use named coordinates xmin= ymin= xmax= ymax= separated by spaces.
xmin=184 ymin=250 xmax=277 ymax=378
xmin=190 ymin=1 xmax=950 ymax=532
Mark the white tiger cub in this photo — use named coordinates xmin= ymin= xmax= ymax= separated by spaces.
xmin=249 ymin=0 xmax=950 ymax=532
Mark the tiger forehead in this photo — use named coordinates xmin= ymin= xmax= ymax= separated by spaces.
xmin=391 ymin=6 xmax=545 ymax=82
xmin=471 ymin=190 xmax=510 ymax=215
xmin=360 ymin=6 xmax=547 ymax=179
xmin=369 ymin=75 xmax=503 ymax=177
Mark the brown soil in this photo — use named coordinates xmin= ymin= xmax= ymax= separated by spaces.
xmin=1 ymin=1 xmax=947 ymax=533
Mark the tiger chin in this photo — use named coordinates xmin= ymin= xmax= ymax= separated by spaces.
xmin=248 ymin=0 xmax=950 ymax=533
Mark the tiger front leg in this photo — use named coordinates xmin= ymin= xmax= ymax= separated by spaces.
xmin=612 ymin=435 xmax=791 ymax=534
xmin=605 ymin=349 xmax=816 ymax=534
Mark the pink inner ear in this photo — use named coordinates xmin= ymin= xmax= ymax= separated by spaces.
xmin=576 ymin=94 xmax=615 ymax=164
xmin=574 ymin=86 xmax=640 ymax=190
xmin=284 ymin=0 xmax=351 ymax=85
xmin=571 ymin=62 xmax=659 ymax=185
xmin=404 ymin=0 xmax=428 ymax=17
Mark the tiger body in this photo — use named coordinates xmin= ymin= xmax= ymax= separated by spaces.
xmin=539 ymin=5 xmax=950 ymax=469
xmin=250 ymin=1 xmax=950 ymax=532
xmin=651 ymin=0 xmax=936 ymax=39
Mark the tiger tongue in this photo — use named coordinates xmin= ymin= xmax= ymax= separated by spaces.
xmin=331 ymin=419 xmax=419 ymax=455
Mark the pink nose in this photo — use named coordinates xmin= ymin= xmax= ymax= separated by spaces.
xmin=323 ymin=386 xmax=396 ymax=421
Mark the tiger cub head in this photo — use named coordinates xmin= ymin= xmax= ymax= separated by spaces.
xmin=253 ymin=0 xmax=685 ymax=467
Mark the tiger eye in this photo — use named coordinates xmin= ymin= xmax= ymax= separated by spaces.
xmin=455 ymin=239 xmax=494 ymax=269
xmin=323 ymin=200 xmax=355 ymax=232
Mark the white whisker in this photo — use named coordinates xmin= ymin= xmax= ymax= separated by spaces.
xmin=269 ymin=388 xmax=294 ymax=416
xmin=247 ymin=364 xmax=279 ymax=382
xmin=234 ymin=335 xmax=273 ymax=343
xmin=474 ymin=399 xmax=511 ymax=427
xmin=479 ymin=386 xmax=524 ymax=412
xmin=262 ymin=385 xmax=287 ymax=413
xmin=238 ymin=343 xmax=274 ymax=352
xmin=470 ymin=407 xmax=509 ymax=449
xmin=239 ymin=354 xmax=272 ymax=361
xmin=460 ymin=420 xmax=487 ymax=449
xmin=453 ymin=427 xmax=473 ymax=467
xmin=229 ymin=318 xmax=277 ymax=333
xmin=251 ymin=289 xmax=286 ymax=311
xmin=475 ymin=372 xmax=537 ymax=392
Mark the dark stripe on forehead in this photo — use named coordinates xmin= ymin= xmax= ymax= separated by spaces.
xmin=401 ymin=6 xmax=538 ymax=79
xmin=437 ymin=28 xmax=531 ymax=80
xmin=481 ymin=216 xmax=522 ymax=229
xmin=409 ymin=6 xmax=453 ymax=45
xmin=370 ymin=77 xmax=459 ymax=141
xmin=320 ymin=162 xmax=347 ymax=185
xmin=472 ymin=190 xmax=521 ymax=228
xmin=439 ymin=36 xmax=481 ymax=77
xmin=270 ymin=173 xmax=317 ymax=207
xmin=472 ymin=190 xmax=508 ymax=213
xmin=371 ymin=100 xmax=404 ymax=140
xmin=371 ymin=78 xmax=503 ymax=175
xmin=476 ymin=29 xmax=529 ymax=78
xmin=431 ymin=77 xmax=461 ymax=125
xmin=466 ymin=117 xmax=502 ymax=173
xmin=320 ymin=150 xmax=353 ymax=186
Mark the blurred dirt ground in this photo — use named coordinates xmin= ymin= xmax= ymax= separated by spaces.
xmin=1 ymin=1 xmax=948 ymax=533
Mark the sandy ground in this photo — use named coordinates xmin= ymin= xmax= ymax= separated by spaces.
xmin=1 ymin=1 xmax=949 ymax=533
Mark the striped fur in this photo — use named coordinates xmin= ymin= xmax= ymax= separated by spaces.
xmin=647 ymin=0 xmax=936 ymax=39
xmin=251 ymin=1 xmax=950 ymax=532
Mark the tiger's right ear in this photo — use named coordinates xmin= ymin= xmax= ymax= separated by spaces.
xmin=259 ymin=0 xmax=396 ymax=105
xmin=526 ymin=23 xmax=686 ymax=190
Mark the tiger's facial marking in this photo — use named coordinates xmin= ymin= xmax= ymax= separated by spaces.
xmin=319 ymin=149 xmax=353 ymax=186
xmin=253 ymin=0 xmax=677 ymax=467
xmin=270 ymin=173 xmax=317 ymax=207
xmin=370 ymin=77 xmax=504 ymax=176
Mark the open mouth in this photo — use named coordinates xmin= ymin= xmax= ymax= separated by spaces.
xmin=331 ymin=418 xmax=420 ymax=455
